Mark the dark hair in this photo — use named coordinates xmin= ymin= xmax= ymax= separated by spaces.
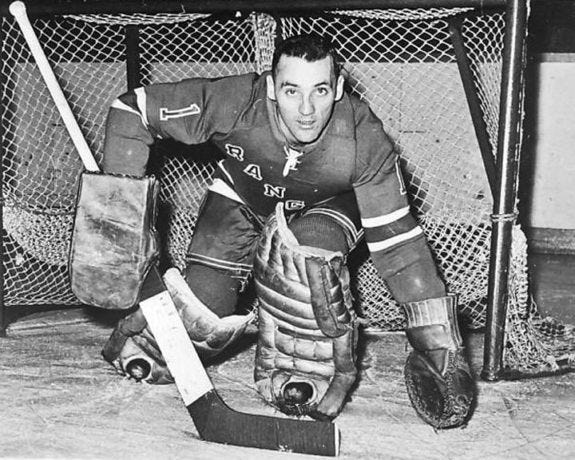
xmin=271 ymin=34 xmax=341 ymax=78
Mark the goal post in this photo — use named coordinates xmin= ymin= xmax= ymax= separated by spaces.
xmin=483 ymin=0 xmax=530 ymax=381
xmin=2 ymin=0 xmax=568 ymax=382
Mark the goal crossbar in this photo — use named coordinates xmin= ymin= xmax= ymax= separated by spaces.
xmin=0 ymin=0 xmax=509 ymax=17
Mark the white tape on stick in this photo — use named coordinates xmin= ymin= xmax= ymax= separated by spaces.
xmin=9 ymin=0 xmax=100 ymax=172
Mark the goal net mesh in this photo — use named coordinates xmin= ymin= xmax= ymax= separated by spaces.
xmin=3 ymin=5 xmax=575 ymax=376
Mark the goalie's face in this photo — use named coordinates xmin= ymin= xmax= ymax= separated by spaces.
xmin=267 ymin=55 xmax=344 ymax=145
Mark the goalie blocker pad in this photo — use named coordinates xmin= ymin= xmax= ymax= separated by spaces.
xmin=69 ymin=172 xmax=159 ymax=310
xmin=254 ymin=203 xmax=358 ymax=420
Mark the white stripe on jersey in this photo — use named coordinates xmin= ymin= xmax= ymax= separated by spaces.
xmin=134 ymin=87 xmax=149 ymax=127
xmin=110 ymin=97 xmax=149 ymax=129
xmin=187 ymin=253 xmax=252 ymax=273
xmin=361 ymin=206 xmax=410 ymax=228
xmin=367 ymin=226 xmax=423 ymax=253
xmin=208 ymin=178 xmax=245 ymax=204
xmin=217 ymin=160 xmax=235 ymax=185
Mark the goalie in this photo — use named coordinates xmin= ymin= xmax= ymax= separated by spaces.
xmin=74 ymin=34 xmax=475 ymax=428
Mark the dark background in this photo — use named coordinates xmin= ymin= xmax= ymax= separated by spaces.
xmin=528 ymin=0 xmax=575 ymax=54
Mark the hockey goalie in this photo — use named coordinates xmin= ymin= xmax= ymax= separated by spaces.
xmin=70 ymin=33 xmax=476 ymax=428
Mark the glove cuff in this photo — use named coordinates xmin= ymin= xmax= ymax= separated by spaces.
xmin=402 ymin=294 xmax=462 ymax=351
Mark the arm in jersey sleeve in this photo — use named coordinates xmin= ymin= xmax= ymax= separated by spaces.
xmin=102 ymin=73 xmax=259 ymax=176
xmin=352 ymin=104 xmax=446 ymax=303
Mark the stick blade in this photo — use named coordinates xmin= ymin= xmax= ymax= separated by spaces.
xmin=189 ymin=390 xmax=339 ymax=457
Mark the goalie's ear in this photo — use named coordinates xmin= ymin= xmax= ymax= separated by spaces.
xmin=266 ymin=74 xmax=277 ymax=101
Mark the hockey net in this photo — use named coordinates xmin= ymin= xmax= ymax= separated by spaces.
xmin=2 ymin=3 xmax=575 ymax=376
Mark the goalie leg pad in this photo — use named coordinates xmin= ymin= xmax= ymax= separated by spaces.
xmin=402 ymin=295 xmax=476 ymax=429
xmin=102 ymin=269 xmax=254 ymax=383
xmin=101 ymin=308 xmax=147 ymax=364
xmin=254 ymin=203 xmax=358 ymax=420
xmin=306 ymin=255 xmax=353 ymax=338
xmin=110 ymin=336 xmax=173 ymax=384
xmin=313 ymin=324 xmax=358 ymax=420
xmin=101 ymin=308 xmax=173 ymax=384
xmin=69 ymin=172 xmax=159 ymax=310
xmin=162 ymin=268 xmax=254 ymax=357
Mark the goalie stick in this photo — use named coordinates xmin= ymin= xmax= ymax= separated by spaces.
xmin=9 ymin=1 xmax=339 ymax=455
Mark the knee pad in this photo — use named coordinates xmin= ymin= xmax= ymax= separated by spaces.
xmin=288 ymin=213 xmax=349 ymax=253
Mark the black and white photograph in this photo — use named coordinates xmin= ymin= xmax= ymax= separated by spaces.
xmin=1 ymin=0 xmax=574 ymax=458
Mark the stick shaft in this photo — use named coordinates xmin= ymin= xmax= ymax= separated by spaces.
xmin=9 ymin=1 xmax=100 ymax=172
xmin=139 ymin=288 xmax=214 ymax=405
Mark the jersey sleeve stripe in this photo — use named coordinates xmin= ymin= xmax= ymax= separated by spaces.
xmin=366 ymin=226 xmax=423 ymax=253
xmin=110 ymin=97 xmax=149 ymax=129
xmin=134 ymin=87 xmax=149 ymax=127
xmin=360 ymin=206 xmax=410 ymax=227
xmin=363 ymin=212 xmax=417 ymax=243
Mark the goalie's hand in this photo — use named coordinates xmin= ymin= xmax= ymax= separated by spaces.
xmin=402 ymin=295 xmax=476 ymax=429
xmin=404 ymin=347 xmax=475 ymax=429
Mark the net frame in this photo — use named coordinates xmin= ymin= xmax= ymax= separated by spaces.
xmin=3 ymin=0 xmax=564 ymax=382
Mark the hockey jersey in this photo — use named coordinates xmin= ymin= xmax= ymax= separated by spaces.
xmin=102 ymin=72 xmax=445 ymax=295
